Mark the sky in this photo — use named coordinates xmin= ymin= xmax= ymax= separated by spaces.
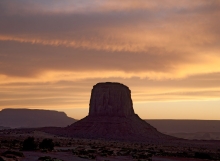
xmin=0 ymin=0 xmax=220 ymax=120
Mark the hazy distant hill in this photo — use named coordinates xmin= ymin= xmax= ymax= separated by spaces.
xmin=0 ymin=126 xmax=10 ymax=130
xmin=0 ymin=108 xmax=76 ymax=128
xmin=1 ymin=108 xmax=219 ymax=140
xmin=146 ymin=119 xmax=220 ymax=140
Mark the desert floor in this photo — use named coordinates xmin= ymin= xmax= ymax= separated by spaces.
xmin=0 ymin=129 xmax=220 ymax=161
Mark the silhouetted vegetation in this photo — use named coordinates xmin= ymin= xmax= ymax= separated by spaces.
xmin=23 ymin=137 xmax=37 ymax=151
xmin=194 ymin=152 xmax=212 ymax=159
xmin=39 ymin=139 xmax=54 ymax=151
xmin=0 ymin=156 xmax=5 ymax=161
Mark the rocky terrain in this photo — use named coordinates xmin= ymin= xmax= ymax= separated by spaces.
xmin=46 ymin=82 xmax=174 ymax=142
xmin=0 ymin=109 xmax=76 ymax=128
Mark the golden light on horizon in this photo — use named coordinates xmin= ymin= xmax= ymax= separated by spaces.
xmin=0 ymin=0 xmax=220 ymax=120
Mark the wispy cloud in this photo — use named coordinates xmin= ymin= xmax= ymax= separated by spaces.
xmin=0 ymin=0 xmax=220 ymax=119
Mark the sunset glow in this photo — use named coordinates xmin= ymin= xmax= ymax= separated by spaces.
xmin=0 ymin=0 xmax=220 ymax=119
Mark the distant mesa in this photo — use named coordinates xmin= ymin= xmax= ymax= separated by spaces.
xmin=50 ymin=82 xmax=174 ymax=142
xmin=0 ymin=126 xmax=10 ymax=130
xmin=0 ymin=108 xmax=76 ymax=128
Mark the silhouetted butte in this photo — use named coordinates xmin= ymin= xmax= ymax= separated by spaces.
xmin=52 ymin=82 xmax=174 ymax=142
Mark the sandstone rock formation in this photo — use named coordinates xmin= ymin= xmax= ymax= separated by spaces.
xmin=50 ymin=82 xmax=174 ymax=142
xmin=0 ymin=109 xmax=76 ymax=128
xmin=89 ymin=83 xmax=134 ymax=117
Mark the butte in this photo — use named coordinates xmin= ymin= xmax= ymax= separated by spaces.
xmin=50 ymin=82 xmax=174 ymax=142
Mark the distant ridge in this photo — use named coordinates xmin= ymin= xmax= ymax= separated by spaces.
xmin=0 ymin=108 xmax=76 ymax=128
xmin=146 ymin=119 xmax=220 ymax=133
xmin=146 ymin=119 xmax=220 ymax=140
xmin=0 ymin=126 xmax=10 ymax=130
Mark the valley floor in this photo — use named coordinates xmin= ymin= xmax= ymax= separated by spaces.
xmin=0 ymin=129 xmax=220 ymax=161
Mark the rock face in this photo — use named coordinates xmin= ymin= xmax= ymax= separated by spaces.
xmin=0 ymin=109 xmax=76 ymax=128
xmin=50 ymin=82 xmax=175 ymax=142
xmin=89 ymin=83 xmax=134 ymax=117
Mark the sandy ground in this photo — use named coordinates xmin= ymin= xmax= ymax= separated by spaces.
xmin=21 ymin=151 xmax=90 ymax=161
xmin=20 ymin=154 xmax=211 ymax=161
xmin=0 ymin=149 xmax=215 ymax=161
xmin=152 ymin=156 xmax=210 ymax=161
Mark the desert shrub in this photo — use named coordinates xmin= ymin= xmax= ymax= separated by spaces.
xmin=39 ymin=139 xmax=54 ymax=151
xmin=12 ymin=139 xmax=20 ymax=145
xmin=78 ymin=149 xmax=88 ymax=155
xmin=1 ymin=140 xmax=8 ymax=143
xmin=88 ymin=154 xmax=96 ymax=159
xmin=87 ymin=149 xmax=96 ymax=153
xmin=194 ymin=152 xmax=212 ymax=159
xmin=38 ymin=156 xmax=52 ymax=161
xmin=54 ymin=141 xmax=61 ymax=147
xmin=23 ymin=137 xmax=37 ymax=151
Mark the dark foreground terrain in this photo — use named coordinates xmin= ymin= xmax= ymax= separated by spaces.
xmin=0 ymin=129 xmax=220 ymax=161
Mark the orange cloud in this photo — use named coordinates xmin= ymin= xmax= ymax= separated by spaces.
xmin=1 ymin=0 xmax=220 ymax=119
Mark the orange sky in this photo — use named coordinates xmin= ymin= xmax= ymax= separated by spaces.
xmin=0 ymin=0 xmax=220 ymax=120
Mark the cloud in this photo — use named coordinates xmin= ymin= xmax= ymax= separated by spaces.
xmin=1 ymin=39 xmax=220 ymax=82
xmin=1 ymin=73 xmax=220 ymax=111
xmin=0 ymin=35 xmax=192 ymax=80
xmin=1 ymin=0 xmax=220 ymax=114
